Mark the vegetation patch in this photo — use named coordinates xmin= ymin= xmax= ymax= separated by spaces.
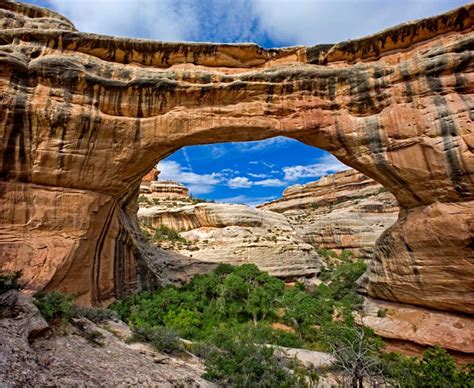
xmin=0 ymin=271 xmax=23 ymax=294
xmin=130 ymin=325 xmax=183 ymax=355
xmin=34 ymin=291 xmax=117 ymax=326
xmin=382 ymin=347 xmax=474 ymax=387
xmin=34 ymin=291 xmax=76 ymax=325
xmin=84 ymin=329 xmax=106 ymax=347
xmin=111 ymin=262 xmax=473 ymax=386
xmin=153 ymin=224 xmax=187 ymax=243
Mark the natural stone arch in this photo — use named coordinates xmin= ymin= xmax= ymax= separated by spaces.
xmin=0 ymin=1 xmax=473 ymax=313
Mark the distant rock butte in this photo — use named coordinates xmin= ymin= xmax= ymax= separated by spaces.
xmin=0 ymin=0 xmax=473 ymax=325
xmin=140 ymin=180 xmax=190 ymax=200
xmin=258 ymin=169 xmax=399 ymax=258
xmin=140 ymin=169 xmax=190 ymax=200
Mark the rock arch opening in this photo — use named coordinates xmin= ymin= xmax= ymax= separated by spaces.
xmin=0 ymin=1 xmax=472 ymax=316
xmin=136 ymin=138 xmax=399 ymax=288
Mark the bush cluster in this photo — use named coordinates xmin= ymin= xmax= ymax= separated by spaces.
xmin=131 ymin=325 xmax=183 ymax=354
xmin=34 ymin=291 xmax=117 ymax=325
xmin=0 ymin=271 xmax=23 ymax=294
xmin=382 ymin=346 xmax=474 ymax=387
xmin=153 ymin=224 xmax=187 ymax=243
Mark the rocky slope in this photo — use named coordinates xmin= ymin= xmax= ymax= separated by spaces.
xmin=0 ymin=290 xmax=212 ymax=386
xmin=138 ymin=201 xmax=321 ymax=280
xmin=259 ymin=169 xmax=399 ymax=258
xmin=0 ymin=0 xmax=473 ymax=324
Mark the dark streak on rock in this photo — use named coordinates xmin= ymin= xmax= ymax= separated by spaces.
xmin=399 ymin=63 xmax=414 ymax=104
xmin=425 ymin=50 xmax=469 ymax=197
xmin=306 ymin=44 xmax=333 ymax=65
xmin=1 ymin=73 xmax=31 ymax=182
xmin=366 ymin=116 xmax=423 ymax=203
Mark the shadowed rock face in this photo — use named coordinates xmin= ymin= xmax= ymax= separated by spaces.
xmin=0 ymin=1 xmax=473 ymax=311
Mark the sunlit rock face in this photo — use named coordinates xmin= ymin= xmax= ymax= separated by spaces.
xmin=138 ymin=202 xmax=321 ymax=279
xmin=0 ymin=0 xmax=473 ymax=314
xmin=259 ymin=169 xmax=399 ymax=259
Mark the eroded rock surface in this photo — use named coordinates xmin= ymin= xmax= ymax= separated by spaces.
xmin=139 ymin=202 xmax=320 ymax=279
xmin=0 ymin=290 xmax=212 ymax=386
xmin=259 ymin=169 xmax=399 ymax=258
xmin=0 ymin=0 xmax=473 ymax=316
xmin=359 ymin=297 xmax=474 ymax=359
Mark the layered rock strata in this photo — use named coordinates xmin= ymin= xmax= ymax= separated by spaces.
xmin=259 ymin=169 xmax=399 ymax=258
xmin=360 ymin=297 xmax=474 ymax=361
xmin=138 ymin=202 xmax=320 ymax=279
xmin=140 ymin=180 xmax=190 ymax=200
xmin=0 ymin=0 xmax=473 ymax=316
xmin=140 ymin=169 xmax=190 ymax=200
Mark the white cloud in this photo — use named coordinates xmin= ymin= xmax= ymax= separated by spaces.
xmin=157 ymin=160 xmax=221 ymax=194
xmin=254 ymin=178 xmax=287 ymax=187
xmin=44 ymin=0 xmax=198 ymax=41
xmin=228 ymin=176 xmax=252 ymax=189
xmin=235 ymin=137 xmax=293 ymax=152
xmin=248 ymin=173 xmax=268 ymax=178
xmin=211 ymin=145 xmax=226 ymax=159
xmin=252 ymin=0 xmax=468 ymax=45
xmin=220 ymin=168 xmax=237 ymax=175
xmin=283 ymin=155 xmax=349 ymax=181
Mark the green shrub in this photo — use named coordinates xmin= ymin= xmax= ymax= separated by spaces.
xmin=317 ymin=248 xmax=338 ymax=259
xmin=138 ymin=195 xmax=153 ymax=206
xmin=0 ymin=271 xmax=23 ymax=294
xmin=76 ymin=306 xmax=118 ymax=323
xmin=110 ymin=262 xmax=367 ymax=348
xmin=34 ymin=291 xmax=76 ymax=324
xmin=190 ymin=196 xmax=215 ymax=204
xmin=110 ymin=263 xmax=474 ymax=386
xmin=84 ymin=329 xmax=105 ymax=346
xmin=383 ymin=347 xmax=474 ymax=388
xmin=202 ymin=327 xmax=306 ymax=387
xmin=35 ymin=291 xmax=117 ymax=326
xmin=339 ymin=249 xmax=354 ymax=262
xmin=326 ymin=260 xmax=366 ymax=302
xmin=131 ymin=325 xmax=183 ymax=354
xmin=153 ymin=224 xmax=187 ymax=243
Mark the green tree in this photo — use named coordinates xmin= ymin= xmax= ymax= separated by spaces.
xmin=163 ymin=308 xmax=201 ymax=337
xmin=247 ymin=275 xmax=283 ymax=324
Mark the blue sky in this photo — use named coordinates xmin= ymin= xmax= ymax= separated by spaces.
xmin=25 ymin=0 xmax=469 ymax=205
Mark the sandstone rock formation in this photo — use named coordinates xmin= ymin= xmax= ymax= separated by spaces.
xmin=139 ymin=201 xmax=320 ymax=279
xmin=139 ymin=169 xmax=190 ymax=199
xmin=259 ymin=169 xmax=399 ymax=258
xmin=0 ymin=0 xmax=473 ymax=319
xmin=140 ymin=179 xmax=190 ymax=200
xmin=360 ymin=297 xmax=474 ymax=358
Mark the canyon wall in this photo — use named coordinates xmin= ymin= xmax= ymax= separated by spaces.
xmin=259 ymin=169 xmax=399 ymax=258
xmin=0 ymin=0 xmax=473 ymax=315
xmin=139 ymin=201 xmax=321 ymax=279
